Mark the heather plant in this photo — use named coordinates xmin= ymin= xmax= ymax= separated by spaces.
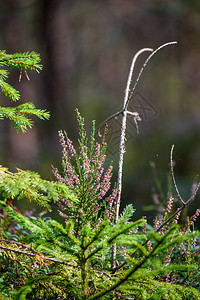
xmin=0 ymin=44 xmax=200 ymax=299
xmin=52 ymin=108 xmax=118 ymax=232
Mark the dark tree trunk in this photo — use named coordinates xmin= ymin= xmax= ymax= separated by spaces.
xmin=39 ymin=0 xmax=74 ymax=112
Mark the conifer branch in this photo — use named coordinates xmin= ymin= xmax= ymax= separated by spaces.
xmin=0 ymin=51 xmax=42 ymax=71
xmin=0 ymin=166 xmax=77 ymax=210
xmin=90 ymin=226 xmax=177 ymax=299
xmin=0 ymin=243 xmax=77 ymax=267
xmin=0 ymin=49 xmax=49 ymax=131
xmin=0 ymin=103 xmax=50 ymax=132
xmin=0 ymin=79 xmax=20 ymax=101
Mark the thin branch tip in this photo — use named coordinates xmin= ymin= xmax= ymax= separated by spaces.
xmin=170 ymin=144 xmax=185 ymax=204
xmin=126 ymin=41 xmax=177 ymax=108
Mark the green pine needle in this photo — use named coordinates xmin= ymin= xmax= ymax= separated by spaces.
xmin=0 ymin=50 xmax=42 ymax=71
xmin=0 ymin=49 xmax=49 ymax=131
xmin=0 ymin=103 xmax=50 ymax=132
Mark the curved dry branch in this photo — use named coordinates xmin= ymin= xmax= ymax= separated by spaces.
xmin=170 ymin=144 xmax=200 ymax=206
xmin=98 ymin=42 xmax=177 ymax=139
xmin=125 ymin=41 xmax=177 ymax=109
xmin=110 ymin=42 xmax=177 ymax=269
xmin=123 ymin=47 xmax=153 ymax=109
xmin=111 ymin=48 xmax=153 ymax=269
xmin=98 ymin=48 xmax=153 ymax=138
xmin=112 ymin=145 xmax=200 ymax=272
xmin=170 ymin=144 xmax=185 ymax=204
xmin=98 ymin=109 xmax=123 ymax=137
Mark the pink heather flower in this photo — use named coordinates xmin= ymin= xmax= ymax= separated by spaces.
xmin=58 ymin=130 xmax=76 ymax=158
xmin=82 ymin=153 xmax=90 ymax=174
xmin=31 ymin=261 xmax=40 ymax=270
xmin=52 ymin=167 xmax=64 ymax=183
xmin=129 ymin=228 xmax=138 ymax=234
xmin=96 ymin=218 xmax=102 ymax=228
xmin=93 ymin=203 xmax=100 ymax=215
xmin=154 ymin=217 xmax=161 ymax=231
xmin=147 ymin=240 xmax=152 ymax=252
xmin=97 ymin=166 xmax=113 ymax=199
xmin=106 ymin=189 xmax=118 ymax=222
xmin=58 ymin=198 xmax=71 ymax=209
xmin=191 ymin=208 xmax=200 ymax=222
xmin=119 ymin=246 xmax=127 ymax=258
xmin=171 ymin=275 xmax=178 ymax=284
xmin=164 ymin=254 xmax=171 ymax=265
xmin=174 ymin=211 xmax=181 ymax=224
xmin=58 ymin=131 xmax=67 ymax=157
xmin=166 ymin=197 xmax=174 ymax=213
xmin=59 ymin=211 xmax=68 ymax=219
xmin=192 ymin=238 xmax=197 ymax=249
xmin=66 ymin=137 xmax=76 ymax=157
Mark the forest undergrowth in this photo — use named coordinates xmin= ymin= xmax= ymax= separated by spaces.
xmin=0 ymin=44 xmax=199 ymax=299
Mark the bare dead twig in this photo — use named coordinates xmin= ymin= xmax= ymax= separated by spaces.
xmin=98 ymin=110 xmax=123 ymax=138
xmin=115 ymin=47 xmax=154 ymax=221
xmin=111 ymin=47 xmax=153 ymax=269
xmin=98 ymin=42 xmax=177 ymax=138
xmin=110 ymin=42 xmax=177 ymax=269
xmin=125 ymin=41 xmax=177 ymax=109
xmin=112 ymin=145 xmax=200 ymax=272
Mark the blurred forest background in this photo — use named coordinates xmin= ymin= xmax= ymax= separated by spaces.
xmin=0 ymin=0 xmax=199 ymax=224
